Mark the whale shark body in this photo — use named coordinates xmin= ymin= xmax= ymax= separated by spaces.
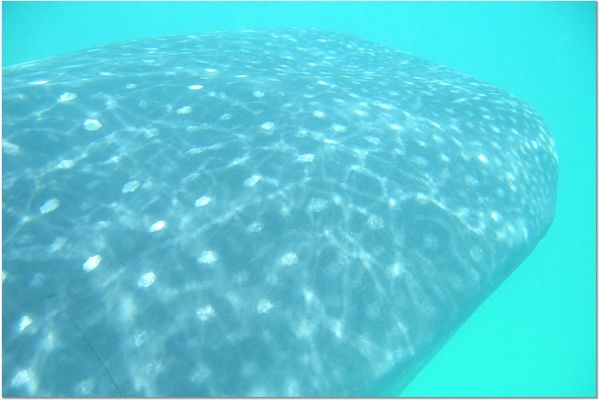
xmin=3 ymin=29 xmax=558 ymax=396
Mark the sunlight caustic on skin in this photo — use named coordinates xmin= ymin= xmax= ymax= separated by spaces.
xmin=3 ymin=29 xmax=557 ymax=396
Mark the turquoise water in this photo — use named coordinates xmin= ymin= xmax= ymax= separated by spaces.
xmin=3 ymin=1 xmax=596 ymax=396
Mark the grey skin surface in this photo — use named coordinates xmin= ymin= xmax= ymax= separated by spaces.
xmin=3 ymin=29 xmax=557 ymax=396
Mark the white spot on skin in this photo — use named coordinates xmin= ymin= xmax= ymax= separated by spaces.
xmin=48 ymin=237 xmax=66 ymax=253
xmin=83 ymin=119 xmax=102 ymax=131
xmin=195 ymin=196 xmax=212 ymax=207
xmin=388 ymin=262 xmax=404 ymax=278
xmin=17 ymin=315 xmax=33 ymax=332
xmin=145 ymin=128 xmax=158 ymax=138
xmin=137 ymin=272 xmax=156 ymax=288
xmin=58 ymin=92 xmax=77 ymax=102
xmin=83 ymin=255 xmax=102 ymax=272
xmin=121 ymin=180 xmax=140 ymax=193
xmin=280 ymin=205 xmax=291 ymax=217
xmin=423 ymin=233 xmax=439 ymax=250
xmin=75 ymin=379 xmax=94 ymax=395
xmin=42 ymin=332 xmax=57 ymax=351
xmin=465 ymin=175 xmax=478 ymax=186
xmin=107 ymin=155 xmax=122 ymax=164
xmin=11 ymin=368 xmax=36 ymax=392
xmin=247 ymin=221 xmax=264 ymax=233
xmin=118 ymin=296 xmax=137 ymax=321
xmin=490 ymin=211 xmax=501 ymax=222
xmin=313 ymin=110 xmax=326 ymax=119
xmin=470 ymin=247 xmax=484 ymax=262
xmin=244 ymin=175 xmax=262 ymax=187
xmin=308 ymin=198 xmax=328 ymax=213
xmin=40 ymin=198 xmax=60 ymax=214
xmin=432 ymin=134 xmax=444 ymax=144
xmin=257 ymin=299 xmax=274 ymax=314
xmin=365 ymin=136 xmax=381 ymax=145
xmin=133 ymin=332 xmax=146 ymax=347
xmin=183 ymin=126 xmax=199 ymax=133
xmin=297 ymin=319 xmax=315 ymax=338
xmin=477 ymin=153 xmax=489 ymax=164
xmin=3 ymin=140 xmax=20 ymax=155
xmin=177 ymin=106 xmax=192 ymax=115
xmin=281 ymin=252 xmax=298 ymax=266
xmin=375 ymin=102 xmax=393 ymax=110
xmin=367 ymin=215 xmax=384 ymax=230
xmin=56 ymin=159 xmax=75 ymax=169
xmin=331 ymin=123 xmax=347 ymax=133
xmin=149 ymin=220 xmax=166 ymax=232
xmin=188 ymin=84 xmax=204 ymax=90
xmin=196 ymin=305 xmax=216 ymax=321
xmin=260 ymin=121 xmax=274 ymax=131
xmin=297 ymin=153 xmax=315 ymax=163
xmin=105 ymin=98 xmax=117 ymax=108
xmin=428 ymin=120 xmax=441 ymax=130
xmin=197 ymin=250 xmax=218 ymax=265
xmin=331 ymin=320 xmax=344 ymax=339
xmin=95 ymin=220 xmax=110 ymax=230
xmin=302 ymin=288 xmax=315 ymax=303
xmin=456 ymin=207 xmax=469 ymax=218
xmin=389 ymin=123 xmax=403 ymax=132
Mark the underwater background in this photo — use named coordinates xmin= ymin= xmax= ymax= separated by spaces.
xmin=2 ymin=1 xmax=596 ymax=396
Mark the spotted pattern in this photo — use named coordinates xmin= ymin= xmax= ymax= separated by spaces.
xmin=2 ymin=29 xmax=557 ymax=397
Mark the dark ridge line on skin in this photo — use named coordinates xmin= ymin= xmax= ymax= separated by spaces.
xmin=66 ymin=312 xmax=122 ymax=397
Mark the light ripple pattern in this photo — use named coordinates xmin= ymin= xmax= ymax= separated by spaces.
xmin=2 ymin=29 xmax=557 ymax=397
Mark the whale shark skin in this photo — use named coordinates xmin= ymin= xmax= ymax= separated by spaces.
xmin=2 ymin=29 xmax=558 ymax=397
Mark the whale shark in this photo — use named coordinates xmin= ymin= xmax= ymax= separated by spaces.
xmin=2 ymin=29 xmax=558 ymax=396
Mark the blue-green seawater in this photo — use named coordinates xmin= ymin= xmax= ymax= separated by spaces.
xmin=3 ymin=1 xmax=596 ymax=396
